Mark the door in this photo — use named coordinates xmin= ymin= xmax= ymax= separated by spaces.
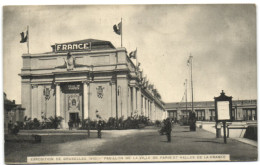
xmin=70 ymin=113 xmax=79 ymax=128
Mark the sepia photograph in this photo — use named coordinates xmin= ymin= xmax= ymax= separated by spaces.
xmin=2 ymin=3 xmax=258 ymax=164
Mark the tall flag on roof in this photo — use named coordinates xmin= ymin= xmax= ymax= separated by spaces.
xmin=129 ymin=48 xmax=137 ymax=59
xmin=20 ymin=26 xmax=29 ymax=54
xmin=129 ymin=48 xmax=140 ymax=72
xmin=113 ymin=18 xmax=123 ymax=47
xmin=113 ymin=22 xmax=122 ymax=35
xmin=20 ymin=31 xmax=28 ymax=43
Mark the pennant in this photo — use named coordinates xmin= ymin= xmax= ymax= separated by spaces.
xmin=187 ymin=59 xmax=190 ymax=66
xmin=129 ymin=49 xmax=137 ymax=59
xmin=187 ymin=55 xmax=193 ymax=66
xmin=20 ymin=30 xmax=28 ymax=43
xmin=113 ymin=21 xmax=122 ymax=35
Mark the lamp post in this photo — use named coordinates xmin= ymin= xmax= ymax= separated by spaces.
xmin=188 ymin=55 xmax=196 ymax=131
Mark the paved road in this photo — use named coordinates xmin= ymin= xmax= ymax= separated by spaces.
xmin=5 ymin=125 xmax=257 ymax=163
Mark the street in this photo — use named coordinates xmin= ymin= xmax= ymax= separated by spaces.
xmin=5 ymin=125 xmax=257 ymax=163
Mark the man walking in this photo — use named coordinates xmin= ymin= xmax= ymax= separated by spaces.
xmin=165 ymin=118 xmax=172 ymax=142
xmin=97 ymin=120 xmax=103 ymax=138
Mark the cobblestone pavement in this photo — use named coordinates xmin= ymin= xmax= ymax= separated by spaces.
xmin=5 ymin=125 xmax=257 ymax=163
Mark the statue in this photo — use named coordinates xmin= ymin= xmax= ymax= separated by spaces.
xmin=64 ymin=52 xmax=75 ymax=70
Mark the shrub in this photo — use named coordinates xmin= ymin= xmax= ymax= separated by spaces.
xmin=155 ymin=120 xmax=161 ymax=127
xmin=106 ymin=117 xmax=117 ymax=129
xmin=48 ymin=116 xmax=63 ymax=129
xmin=32 ymin=118 xmax=41 ymax=129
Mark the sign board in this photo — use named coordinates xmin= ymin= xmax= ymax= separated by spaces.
xmin=55 ymin=42 xmax=91 ymax=52
xmin=214 ymin=90 xmax=232 ymax=122
xmin=214 ymin=90 xmax=232 ymax=144
xmin=216 ymin=101 xmax=230 ymax=120
xmin=61 ymin=83 xmax=83 ymax=93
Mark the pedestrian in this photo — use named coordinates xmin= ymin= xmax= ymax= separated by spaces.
xmin=12 ymin=122 xmax=19 ymax=135
xmin=8 ymin=120 xmax=13 ymax=134
xmin=97 ymin=120 xmax=103 ymax=138
xmin=68 ymin=119 xmax=73 ymax=130
xmin=165 ymin=118 xmax=172 ymax=142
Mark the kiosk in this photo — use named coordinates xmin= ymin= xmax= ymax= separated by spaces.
xmin=214 ymin=90 xmax=232 ymax=144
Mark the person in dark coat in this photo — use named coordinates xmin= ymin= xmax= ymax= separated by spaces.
xmin=12 ymin=122 xmax=19 ymax=135
xmin=97 ymin=120 xmax=103 ymax=138
xmin=165 ymin=118 xmax=172 ymax=142
xmin=68 ymin=119 xmax=73 ymax=130
xmin=8 ymin=120 xmax=13 ymax=134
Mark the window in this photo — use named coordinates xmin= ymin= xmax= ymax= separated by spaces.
xmin=232 ymin=108 xmax=235 ymax=121
xmin=195 ymin=109 xmax=205 ymax=121
xmin=181 ymin=110 xmax=190 ymax=118
xmin=168 ymin=111 xmax=177 ymax=120
xmin=243 ymin=108 xmax=257 ymax=121
xmin=209 ymin=109 xmax=215 ymax=121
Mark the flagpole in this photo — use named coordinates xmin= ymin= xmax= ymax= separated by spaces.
xmin=121 ymin=18 xmax=123 ymax=47
xmin=190 ymin=54 xmax=194 ymax=113
xmin=185 ymin=79 xmax=188 ymax=120
xmin=136 ymin=48 xmax=138 ymax=69
xmin=27 ymin=25 xmax=29 ymax=54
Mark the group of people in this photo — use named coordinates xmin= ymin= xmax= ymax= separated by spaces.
xmin=68 ymin=119 xmax=104 ymax=138
xmin=68 ymin=118 xmax=81 ymax=130
xmin=67 ymin=117 xmax=172 ymax=141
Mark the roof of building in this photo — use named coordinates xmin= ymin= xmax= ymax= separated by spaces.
xmin=4 ymin=93 xmax=25 ymax=111
xmin=165 ymin=100 xmax=257 ymax=109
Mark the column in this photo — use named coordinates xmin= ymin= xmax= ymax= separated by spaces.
xmin=31 ymin=85 xmax=38 ymax=119
xmin=55 ymin=83 xmax=61 ymax=117
xmin=150 ymin=101 xmax=152 ymax=119
xmin=147 ymin=99 xmax=149 ymax=117
xmin=83 ymin=82 xmax=89 ymax=119
xmin=141 ymin=95 xmax=144 ymax=115
xmin=130 ymin=87 xmax=133 ymax=115
xmin=133 ymin=87 xmax=137 ymax=114
xmin=111 ymin=82 xmax=116 ymax=117
xmin=154 ymin=104 xmax=157 ymax=120
xmin=145 ymin=98 xmax=147 ymax=117
xmin=136 ymin=88 xmax=142 ymax=115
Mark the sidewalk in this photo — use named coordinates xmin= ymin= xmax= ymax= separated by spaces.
xmin=5 ymin=125 xmax=258 ymax=163
xmin=197 ymin=125 xmax=258 ymax=147
xmin=232 ymin=137 xmax=257 ymax=147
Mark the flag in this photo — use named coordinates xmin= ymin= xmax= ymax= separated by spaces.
xmin=113 ymin=21 xmax=122 ymax=35
xmin=145 ymin=80 xmax=149 ymax=88
xmin=129 ymin=49 xmax=137 ymax=59
xmin=20 ymin=30 xmax=28 ymax=43
xmin=187 ymin=55 xmax=193 ymax=66
xmin=143 ymin=76 xmax=146 ymax=84
xmin=139 ymin=70 xmax=143 ymax=80
xmin=187 ymin=59 xmax=190 ymax=66
xmin=181 ymin=95 xmax=185 ymax=102
xmin=137 ymin=62 xmax=141 ymax=71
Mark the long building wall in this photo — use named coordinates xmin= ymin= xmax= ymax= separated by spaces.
xmin=166 ymin=100 xmax=257 ymax=122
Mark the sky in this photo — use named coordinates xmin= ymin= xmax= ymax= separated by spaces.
xmin=3 ymin=4 xmax=257 ymax=103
